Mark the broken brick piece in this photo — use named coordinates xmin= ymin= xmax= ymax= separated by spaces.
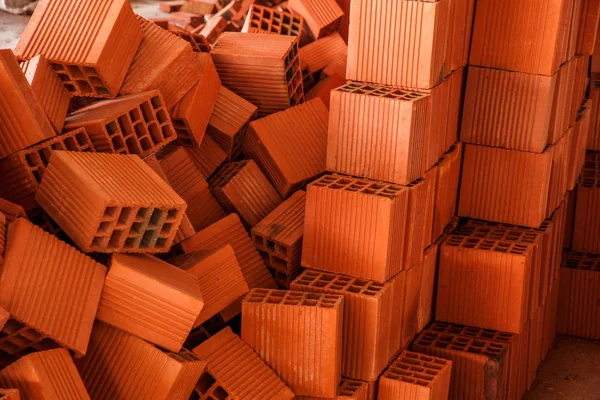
xmin=169 ymin=245 xmax=249 ymax=326
xmin=120 ymin=16 xmax=204 ymax=109
xmin=64 ymin=90 xmax=176 ymax=157
xmin=160 ymin=1 xmax=185 ymax=13
xmin=0 ymin=49 xmax=55 ymax=159
xmin=20 ymin=55 xmax=71 ymax=134
xmin=212 ymin=32 xmax=303 ymax=116
xmin=242 ymin=4 xmax=304 ymax=36
xmin=288 ymin=0 xmax=343 ymax=39
xmin=209 ymin=160 xmax=283 ymax=227
xmin=0 ymin=219 xmax=105 ymax=357
xmin=199 ymin=16 xmax=228 ymax=44
xmin=0 ymin=389 xmax=19 ymax=399
xmin=207 ymin=86 xmax=258 ymax=159
xmin=244 ymin=99 xmax=328 ymax=197
xmin=171 ymin=54 xmax=221 ymax=147
xmin=193 ymin=327 xmax=294 ymax=399
xmin=295 ymin=379 xmax=369 ymax=400
xmin=572 ymin=152 xmax=600 ymax=254
xmin=96 ymin=254 xmax=204 ymax=352
xmin=15 ymin=0 xmax=142 ymax=97
xmin=299 ymin=32 xmax=347 ymax=74
xmin=0 ymin=128 xmax=94 ymax=212
xmin=35 ymin=151 xmax=187 ymax=253
xmin=76 ymin=322 xmax=206 ymax=400
xmin=169 ymin=30 xmax=212 ymax=52
xmin=0 ymin=349 xmax=89 ymax=399
xmin=328 ymin=82 xmax=430 ymax=185
xmin=242 ymin=288 xmax=344 ymax=397
xmin=187 ymin=135 xmax=228 ymax=177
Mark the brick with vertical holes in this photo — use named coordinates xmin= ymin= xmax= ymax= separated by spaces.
xmin=288 ymin=0 xmax=343 ymax=39
xmin=299 ymin=32 xmax=347 ymax=74
xmin=296 ymin=379 xmax=369 ymax=400
xmin=242 ymin=4 xmax=305 ymax=36
xmin=573 ymin=152 xmax=600 ymax=253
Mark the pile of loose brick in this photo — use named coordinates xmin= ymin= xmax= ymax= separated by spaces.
xmin=0 ymin=0 xmax=598 ymax=398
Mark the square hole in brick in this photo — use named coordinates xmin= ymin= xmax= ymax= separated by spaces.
xmin=196 ymin=372 xmax=216 ymax=394
xmin=109 ymin=230 xmax=127 ymax=248
xmin=136 ymin=208 xmax=151 ymax=222
xmin=97 ymin=221 xmax=112 ymax=235
xmin=76 ymin=80 xmax=93 ymax=94
xmin=151 ymin=96 xmax=163 ymax=109
xmin=103 ymin=206 xmax=120 ymax=221
xmin=92 ymin=236 xmax=108 ymax=248
xmin=140 ymin=230 xmax=158 ymax=249
xmin=148 ymin=123 xmax=162 ymax=144
xmin=141 ymin=102 xmax=155 ymax=123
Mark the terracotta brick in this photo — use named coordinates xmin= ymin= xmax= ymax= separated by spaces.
xmin=402 ymin=262 xmax=422 ymax=347
xmin=573 ymin=153 xmax=600 ymax=253
xmin=0 ymin=219 xmax=105 ymax=357
xmin=411 ymin=330 xmax=509 ymax=400
xmin=20 ymin=55 xmax=70 ymax=134
xmin=160 ymin=1 xmax=185 ymax=12
xmin=120 ymin=16 xmax=204 ymax=110
xmin=181 ymin=0 xmax=219 ymax=15
xmin=244 ymin=99 xmax=328 ymax=197
xmin=322 ymin=52 xmax=347 ymax=79
xmin=180 ymin=214 xmax=277 ymax=319
xmin=209 ymin=160 xmax=283 ymax=227
xmin=242 ymin=288 xmax=344 ymax=397
xmin=169 ymin=29 xmax=212 ymax=53
xmin=328 ymin=83 xmax=430 ymax=185
xmin=305 ymin=74 xmax=346 ymax=109
xmin=299 ymin=32 xmax=347 ymax=74
xmin=0 ymin=389 xmax=19 ymax=399
xmin=15 ymin=0 xmax=142 ymax=97
xmin=527 ymin=305 xmax=545 ymax=386
xmin=170 ymin=11 xmax=204 ymax=28
xmin=568 ymin=100 xmax=592 ymax=190
xmin=296 ymin=379 xmax=369 ymax=400
xmin=0 ymin=200 xmax=26 ymax=224
xmin=211 ymin=32 xmax=303 ymax=116
xmin=76 ymin=322 xmax=206 ymax=400
xmin=0 ymin=50 xmax=55 ymax=159
xmin=588 ymin=75 xmax=600 ymax=150
xmin=192 ymin=327 xmax=294 ymax=399
xmin=546 ymin=128 xmax=573 ymax=215
xmin=64 ymin=90 xmax=176 ymax=157
xmin=253 ymin=190 xmax=306 ymax=287
xmin=207 ymin=87 xmax=258 ymax=159
xmin=169 ymin=245 xmax=249 ymax=325
xmin=242 ymin=4 xmax=304 ymax=36
xmin=417 ymin=241 xmax=441 ymax=333
xmin=577 ymin=0 xmax=600 ymax=54
xmin=288 ymin=0 xmax=342 ymax=38
xmin=35 ymin=151 xmax=186 ymax=253
xmin=542 ymin=278 xmax=560 ymax=359
xmin=187 ymin=135 xmax=228 ymax=177
xmin=0 ymin=349 xmax=89 ymax=399
xmin=199 ymin=16 xmax=228 ymax=44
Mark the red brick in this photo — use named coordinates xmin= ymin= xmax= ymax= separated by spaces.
xmin=588 ymin=75 xmax=600 ymax=150
xmin=299 ymin=32 xmax=347 ymax=74
xmin=417 ymin=240 xmax=441 ymax=333
xmin=321 ymin=52 xmax=347 ymax=79
xmin=288 ymin=0 xmax=343 ymax=38
xmin=187 ymin=135 xmax=228 ymax=177
xmin=199 ymin=16 xmax=228 ymax=44
xmin=169 ymin=29 xmax=212 ymax=53
xmin=577 ymin=0 xmax=600 ymax=54
xmin=242 ymin=4 xmax=305 ymax=36
xmin=305 ymin=73 xmax=345 ymax=108
xmin=568 ymin=100 xmax=592 ymax=190
xmin=573 ymin=153 xmax=600 ymax=253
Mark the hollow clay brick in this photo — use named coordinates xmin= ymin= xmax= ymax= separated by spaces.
xmin=120 ymin=16 xmax=204 ymax=110
xmin=0 ymin=349 xmax=89 ymax=400
xmin=169 ymin=29 xmax=212 ymax=53
xmin=0 ymin=128 xmax=94 ymax=212
xmin=160 ymin=1 xmax=185 ymax=12
xmin=0 ymin=200 xmax=26 ymax=224
xmin=543 ymin=280 xmax=560 ymax=360
xmin=0 ymin=219 xmax=105 ymax=357
xmin=378 ymin=351 xmax=451 ymax=400
xmin=576 ymin=0 xmax=600 ymax=54
xmin=76 ymin=322 xmax=206 ymax=400
xmin=459 ymin=144 xmax=554 ymax=227
xmin=411 ymin=330 xmax=509 ymax=400
xmin=64 ymin=90 xmax=176 ymax=157
xmin=572 ymin=152 xmax=600 ymax=254
xmin=244 ymin=99 xmax=328 ymax=197
xmin=35 ymin=151 xmax=187 ymax=253
xmin=288 ymin=0 xmax=343 ymax=39
xmin=291 ymin=269 xmax=396 ymax=381
xmin=0 ymin=50 xmax=55 ymax=159
xmin=299 ymin=32 xmax=347 ymax=74
xmin=437 ymin=234 xmax=534 ymax=333
xmin=568 ymin=101 xmax=592 ymax=190
xmin=417 ymin=241 xmax=441 ymax=333
xmin=303 ymin=173 xmax=426 ymax=282
xmin=207 ymin=86 xmax=258 ymax=159
xmin=242 ymin=4 xmax=305 ymax=36
xmin=322 ymin=52 xmax=347 ymax=79
xmin=209 ymin=160 xmax=283 ymax=227
xmin=169 ymin=245 xmax=249 ymax=326
xmin=548 ymin=57 xmax=579 ymax=144
xmin=15 ymin=0 xmax=142 ymax=97
xmin=242 ymin=288 xmax=344 ymax=397
xmin=180 ymin=214 xmax=277 ymax=319
xmin=305 ymin=74 xmax=346 ymax=109
xmin=546 ymin=129 xmax=574 ymax=216
xmin=296 ymin=379 xmax=369 ymax=400
xmin=0 ymin=389 xmax=19 ymax=399
xmin=192 ymin=327 xmax=294 ymax=399
xmin=20 ymin=55 xmax=71 ymax=134
xmin=199 ymin=16 xmax=228 ymax=44
xmin=171 ymin=54 xmax=221 ymax=147
xmin=211 ymin=32 xmax=303 ymax=116
xmin=328 ymin=83 xmax=430 ymax=185
xmin=588 ymin=76 xmax=600 ymax=150
xmin=187 ymin=135 xmax=228 ymax=177
xmin=158 ymin=146 xmax=226 ymax=231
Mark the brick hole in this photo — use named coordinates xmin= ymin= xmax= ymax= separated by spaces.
xmin=401 ymin=377 xmax=415 ymax=383
xmin=24 ymin=152 xmax=41 ymax=167
xmin=313 ymin=280 xmax=328 ymax=288
xmin=67 ymin=65 xmax=84 ymax=79
xmin=363 ymin=290 xmax=377 ymax=296
xmin=196 ymin=372 xmax=216 ymax=394
xmin=89 ymin=76 xmax=102 ymax=86
xmin=102 ymin=206 xmax=120 ymax=221
xmin=76 ymin=80 xmax=93 ymax=94
xmin=414 ymin=372 xmax=433 ymax=381
xmin=423 ymin=362 xmax=442 ymax=371
xmin=248 ymin=296 xmax=264 ymax=303
xmin=82 ymin=66 xmax=96 ymax=76
xmin=160 ymin=223 xmax=173 ymax=235
xmin=147 ymin=209 xmax=166 ymax=228
xmin=140 ymin=230 xmax=158 ymax=249
xmin=338 ymin=390 xmax=355 ymax=396
xmin=2 ymin=320 xmax=24 ymax=335
xmin=64 ymin=83 xmax=76 ymax=92
xmin=330 ymin=284 xmax=344 ymax=290
xmin=488 ymin=343 xmax=503 ymax=349
xmin=363 ymin=188 xmax=377 ymax=195
xmin=346 ymin=286 xmax=361 ymax=293
xmin=95 ymin=86 xmax=109 ymax=96
xmin=212 ymin=386 xmax=228 ymax=400
xmin=106 ymin=121 xmax=119 ymax=136
xmin=51 ymin=63 xmax=65 ymax=72
xmin=140 ymin=102 xmax=155 ymax=123
xmin=416 ymin=380 xmax=430 ymax=386
xmin=97 ymin=221 xmax=112 ymax=235
xmin=130 ymin=222 xmax=144 ymax=235
xmin=108 ymin=230 xmax=126 ymax=248
xmin=124 ymin=236 xmax=140 ymax=249
xmin=392 ymin=368 xmax=412 ymax=376
xmin=400 ymin=357 xmax=421 ymax=366
xmin=385 ymin=372 xmax=400 ymax=380
xmin=92 ymin=236 xmax=108 ymax=248
xmin=295 ymin=279 xmax=311 ymax=286
xmin=267 ymin=296 xmax=283 ymax=304
xmin=129 ymin=109 xmax=141 ymax=123
xmin=305 ymin=293 xmax=320 ymax=300
xmin=140 ymin=137 xmax=152 ymax=151
xmin=118 ymin=115 xmax=134 ymax=136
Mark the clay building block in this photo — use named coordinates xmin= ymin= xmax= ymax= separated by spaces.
xmin=288 ymin=0 xmax=343 ymax=39
xmin=417 ymin=241 xmax=441 ymax=333
xmin=242 ymin=4 xmax=304 ymax=36
xmin=0 ymin=389 xmax=19 ymax=399
xmin=437 ymin=234 xmax=534 ymax=333
xmin=96 ymin=253 xmax=204 ymax=352
xmin=253 ymin=190 xmax=306 ymax=287
xmin=328 ymin=82 xmax=429 ymax=185
xmin=169 ymin=30 xmax=212 ymax=53
xmin=242 ymin=288 xmax=344 ymax=397
xmin=15 ymin=0 xmax=142 ymax=97
xmin=299 ymin=33 xmax=347 ymax=74
xmin=180 ymin=214 xmax=277 ymax=319
xmin=547 ymin=57 xmax=583 ymax=145
xmin=0 ymin=219 xmax=105 ymax=358
xmin=199 ymin=16 xmax=228 ymax=45
xmin=295 ymin=379 xmax=369 ymax=400
xmin=20 ymin=55 xmax=71 ymax=134
xmin=35 ymin=151 xmax=187 ymax=253
xmin=469 ymin=0 xmax=571 ymax=75
xmin=378 ymin=351 xmax=451 ymax=400
xmin=305 ymin=74 xmax=346 ymax=109
xmin=181 ymin=0 xmax=219 ymax=15
xmin=568 ymin=100 xmax=592 ymax=191
xmin=160 ymin=1 xmax=185 ymax=13
xmin=576 ymin=0 xmax=600 ymax=54
xmin=192 ymin=327 xmax=294 ymax=399
xmin=411 ymin=330 xmax=509 ymax=400
xmin=169 ymin=245 xmax=249 ymax=325
xmin=64 ymin=90 xmax=176 ymax=157
xmin=546 ymin=128 xmax=574 ymax=216
xmin=187 ymin=135 xmax=228 ymax=177
xmin=461 ymin=66 xmax=557 ymax=153
xmin=322 ymin=52 xmax=347 ymax=79
xmin=0 ymin=349 xmax=89 ymax=399
xmin=244 ymin=99 xmax=328 ymax=197
xmin=0 ymin=50 xmax=55 ymax=159
xmin=158 ymin=146 xmax=226 ymax=231
xmin=572 ymin=153 xmax=600 ymax=253
xmin=211 ymin=32 xmax=303 ymax=116
xmin=209 ymin=160 xmax=283 ymax=227
xmin=76 ymin=322 xmax=206 ymax=400
xmin=207 ymin=86 xmax=258 ymax=159
xmin=303 ymin=173 xmax=426 ymax=282
xmin=588 ymin=75 xmax=600 ymax=151
xmin=0 ymin=200 xmax=26 ymax=224
xmin=291 ymin=269 xmax=397 ymax=381
xmin=459 ymin=143 xmax=554 ymax=227
xmin=171 ymin=54 xmax=221 ymax=147
xmin=120 ymin=16 xmax=204 ymax=110
xmin=170 ymin=11 xmax=204 ymax=28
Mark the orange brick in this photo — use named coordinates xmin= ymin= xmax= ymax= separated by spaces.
xmin=0 ymin=199 xmax=26 ymax=224
xmin=305 ymin=73 xmax=346 ymax=108
xmin=0 ymin=389 xmax=19 ymax=399
xmin=417 ymin=240 xmax=441 ymax=333
xmin=187 ymin=135 xmax=228 ymax=177
xmin=288 ymin=0 xmax=343 ymax=38
xmin=169 ymin=29 xmax=212 ymax=53
xmin=296 ymin=379 xmax=369 ymax=400
xmin=299 ymin=32 xmax=347 ymax=74
xmin=573 ymin=152 xmax=600 ymax=253
xmin=242 ymin=4 xmax=305 ymax=36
